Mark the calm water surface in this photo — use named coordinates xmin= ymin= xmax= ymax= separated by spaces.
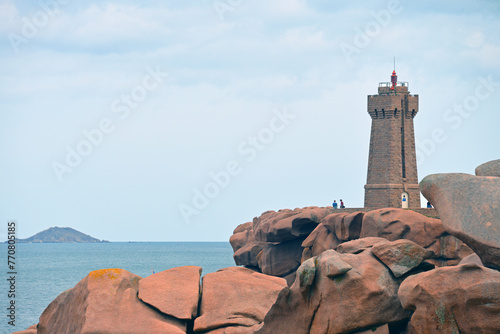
xmin=0 ymin=242 xmax=235 ymax=333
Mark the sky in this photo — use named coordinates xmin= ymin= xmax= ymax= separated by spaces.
xmin=1 ymin=0 xmax=499 ymax=242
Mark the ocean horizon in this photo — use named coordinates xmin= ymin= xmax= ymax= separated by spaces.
xmin=1 ymin=242 xmax=235 ymax=333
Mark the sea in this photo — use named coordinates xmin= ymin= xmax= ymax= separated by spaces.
xmin=0 ymin=242 xmax=235 ymax=334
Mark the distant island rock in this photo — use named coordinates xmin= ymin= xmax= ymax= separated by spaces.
xmin=16 ymin=227 xmax=109 ymax=243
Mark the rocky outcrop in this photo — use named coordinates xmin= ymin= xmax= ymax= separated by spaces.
xmin=371 ymin=239 xmax=433 ymax=278
xmin=194 ymin=267 xmax=286 ymax=333
xmin=231 ymin=207 xmax=335 ymax=282
xmin=38 ymin=268 xmax=186 ymax=334
xmin=475 ymin=158 xmax=500 ymax=177
xmin=231 ymin=207 xmax=472 ymax=281
xmin=399 ymin=264 xmax=500 ymax=333
xmin=138 ymin=266 xmax=202 ymax=320
xmin=256 ymin=247 xmax=414 ymax=334
xmin=360 ymin=208 xmax=473 ymax=266
xmin=34 ymin=266 xmax=285 ymax=334
xmin=421 ymin=172 xmax=500 ymax=269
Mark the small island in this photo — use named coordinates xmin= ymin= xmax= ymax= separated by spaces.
xmin=15 ymin=227 xmax=109 ymax=243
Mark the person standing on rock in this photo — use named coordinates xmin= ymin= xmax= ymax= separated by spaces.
xmin=340 ymin=199 xmax=345 ymax=208
xmin=427 ymin=201 xmax=432 ymax=208
xmin=333 ymin=200 xmax=338 ymax=209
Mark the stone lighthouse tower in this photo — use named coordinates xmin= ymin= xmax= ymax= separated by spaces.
xmin=364 ymin=70 xmax=421 ymax=208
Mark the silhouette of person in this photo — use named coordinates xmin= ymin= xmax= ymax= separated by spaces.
xmin=427 ymin=201 xmax=432 ymax=208
xmin=340 ymin=199 xmax=345 ymax=209
xmin=332 ymin=200 xmax=338 ymax=209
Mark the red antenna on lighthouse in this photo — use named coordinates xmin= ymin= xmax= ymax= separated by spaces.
xmin=390 ymin=57 xmax=397 ymax=90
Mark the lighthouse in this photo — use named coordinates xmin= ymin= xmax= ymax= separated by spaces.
xmin=364 ymin=70 xmax=421 ymax=208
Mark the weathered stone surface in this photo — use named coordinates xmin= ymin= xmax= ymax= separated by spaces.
xmin=336 ymin=237 xmax=389 ymax=254
xmin=204 ymin=324 xmax=263 ymax=334
xmin=11 ymin=324 xmax=37 ymax=334
xmin=253 ymin=207 xmax=332 ymax=242
xmin=230 ymin=225 xmax=268 ymax=267
xmin=459 ymin=252 xmax=483 ymax=266
xmin=233 ymin=221 xmax=253 ymax=234
xmin=296 ymin=257 xmax=316 ymax=287
xmin=399 ymin=264 xmax=500 ymax=333
xmin=334 ymin=211 xmax=364 ymax=241
xmin=300 ymin=223 xmax=340 ymax=262
xmin=371 ymin=240 xmax=433 ymax=277
xmin=420 ymin=173 xmax=500 ymax=269
xmin=360 ymin=208 xmax=473 ymax=265
xmin=138 ymin=266 xmax=201 ymax=320
xmin=230 ymin=224 xmax=252 ymax=252
xmin=320 ymin=212 xmax=348 ymax=234
xmin=38 ymin=268 xmax=186 ymax=334
xmin=194 ymin=267 xmax=286 ymax=333
xmin=317 ymin=250 xmax=352 ymax=278
xmin=257 ymin=237 xmax=304 ymax=277
xmin=360 ymin=208 xmax=444 ymax=247
xmin=257 ymin=250 xmax=410 ymax=334
xmin=425 ymin=233 xmax=474 ymax=267
xmin=476 ymin=159 xmax=500 ymax=177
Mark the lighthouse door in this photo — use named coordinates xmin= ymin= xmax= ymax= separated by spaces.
xmin=401 ymin=192 xmax=409 ymax=208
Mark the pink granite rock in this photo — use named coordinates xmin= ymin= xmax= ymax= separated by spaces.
xmin=371 ymin=239 xmax=433 ymax=277
xmin=257 ymin=249 xmax=410 ymax=334
xmin=194 ymin=267 xmax=286 ymax=333
xmin=138 ymin=266 xmax=201 ymax=320
xmin=475 ymin=159 xmax=500 ymax=177
xmin=399 ymin=264 xmax=500 ymax=333
xmin=253 ymin=207 xmax=332 ymax=242
xmin=300 ymin=223 xmax=340 ymax=262
xmin=420 ymin=173 xmax=500 ymax=269
xmin=38 ymin=269 xmax=186 ymax=334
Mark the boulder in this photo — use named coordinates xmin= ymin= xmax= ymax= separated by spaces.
xmin=230 ymin=225 xmax=268 ymax=267
xmin=425 ymin=233 xmax=474 ymax=267
xmin=360 ymin=208 xmax=472 ymax=265
xmin=38 ymin=268 xmax=186 ymax=334
xmin=257 ymin=237 xmax=305 ymax=277
xmin=458 ymin=252 xmax=483 ymax=266
xmin=371 ymin=239 xmax=433 ymax=277
xmin=301 ymin=223 xmax=340 ymax=262
xmin=253 ymin=207 xmax=332 ymax=242
xmin=336 ymin=237 xmax=389 ymax=254
xmin=138 ymin=266 xmax=201 ymax=320
xmin=360 ymin=208 xmax=444 ymax=247
xmin=11 ymin=324 xmax=37 ymax=334
xmin=420 ymin=173 xmax=500 ymax=269
xmin=257 ymin=249 xmax=410 ymax=334
xmin=475 ymin=159 xmax=500 ymax=177
xmin=322 ymin=211 xmax=364 ymax=241
xmin=399 ymin=264 xmax=500 ymax=333
xmin=229 ymin=223 xmax=253 ymax=252
xmin=194 ymin=267 xmax=286 ymax=333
